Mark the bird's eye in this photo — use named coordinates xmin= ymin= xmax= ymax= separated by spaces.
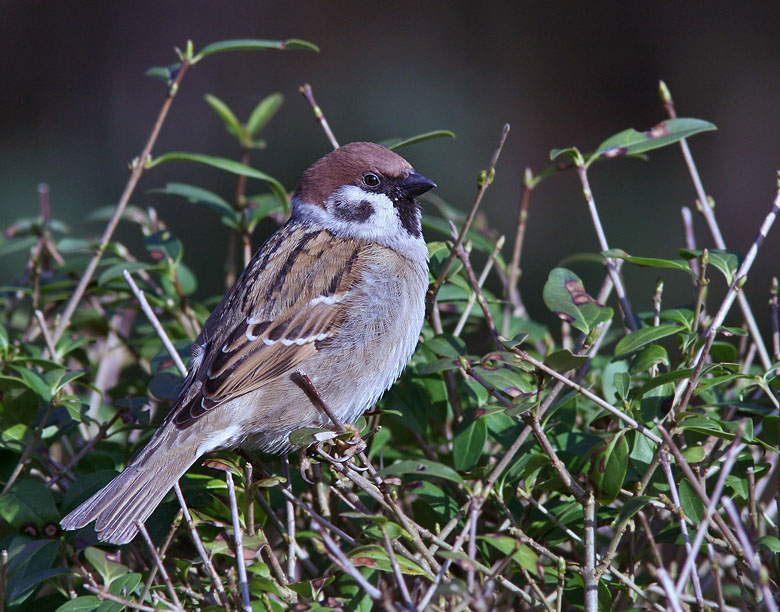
xmin=362 ymin=173 xmax=380 ymax=187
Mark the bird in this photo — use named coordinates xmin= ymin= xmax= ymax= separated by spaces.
xmin=61 ymin=141 xmax=436 ymax=544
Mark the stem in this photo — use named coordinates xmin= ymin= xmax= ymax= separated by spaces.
xmin=225 ymin=471 xmax=252 ymax=612
xmin=428 ymin=123 xmax=510 ymax=308
xmin=660 ymin=80 xmax=772 ymax=369
xmin=299 ymin=84 xmax=339 ymax=150
xmin=575 ymin=163 xmax=637 ymax=331
xmin=52 ymin=60 xmax=191 ymax=345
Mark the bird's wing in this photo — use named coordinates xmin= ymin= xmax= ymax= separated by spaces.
xmin=172 ymin=225 xmax=367 ymax=427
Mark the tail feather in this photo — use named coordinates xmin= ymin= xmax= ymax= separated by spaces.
xmin=61 ymin=433 xmax=196 ymax=545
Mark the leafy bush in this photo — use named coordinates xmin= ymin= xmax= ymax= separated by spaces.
xmin=0 ymin=39 xmax=778 ymax=612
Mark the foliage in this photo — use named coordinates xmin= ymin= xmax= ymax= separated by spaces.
xmin=0 ymin=40 xmax=778 ymax=612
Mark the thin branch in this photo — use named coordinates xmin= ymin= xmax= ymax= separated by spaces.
xmin=658 ymin=422 xmax=745 ymax=591
xmin=514 ymin=349 xmax=662 ymax=445
xmin=124 ymin=270 xmax=187 ymax=375
xmin=84 ymin=584 xmax=160 ymax=612
xmin=299 ymin=84 xmax=339 ymax=150
xmin=575 ymin=163 xmax=637 ymax=330
xmin=520 ymin=411 xmax=587 ymax=503
xmin=583 ymin=493 xmax=598 ymax=612
xmin=316 ymin=524 xmax=383 ymax=600
xmin=429 ymin=123 xmax=510 ymax=307
xmin=504 ymin=170 xmax=534 ymax=328
xmin=721 ymin=497 xmax=779 ymax=612
xmin=454 ymin=235 xmax=504 ymax=336
xmin=660 ymin=451 xmax=705 ymax=608
xmin=52 ymin=58 xmax=191 ymax=345
xmin=173 ymin=483 xmax=229 ymax=607
xmin=677 ymin=183 xmax=780 ymax=412
xmin=281 ymin=453 xmax=297 ymax=583
xmin=660 ymin=80 xmax=772 ymax=369
xmin=137 ymin=521 xmax=184 ymax=611
xmin=225 ymin=471 xmax=252 ymax=612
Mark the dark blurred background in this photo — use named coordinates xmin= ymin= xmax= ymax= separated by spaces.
xmin=2 ymin=1 xmax=779 ymax=338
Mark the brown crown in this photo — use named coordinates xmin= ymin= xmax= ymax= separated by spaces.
xmin=294 ymin=142 xmax=414 ymax=208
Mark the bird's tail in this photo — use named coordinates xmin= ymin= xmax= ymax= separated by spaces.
xmin=61 ymin=431 xmax=196 ymax=545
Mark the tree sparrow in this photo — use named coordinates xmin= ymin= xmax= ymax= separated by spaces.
xmin=61 ymin=142 xmax=436 ymax=544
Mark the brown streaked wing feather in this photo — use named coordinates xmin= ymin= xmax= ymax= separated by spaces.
xmin=173 ymin=227 xmax=366 ymax=428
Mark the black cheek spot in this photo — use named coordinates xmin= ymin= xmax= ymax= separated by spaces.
xmin=334 ymin=200 xmax=374 ymax=223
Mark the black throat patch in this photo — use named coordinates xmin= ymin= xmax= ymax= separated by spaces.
xmin=394 ymin=198 xmax=421 ymax=238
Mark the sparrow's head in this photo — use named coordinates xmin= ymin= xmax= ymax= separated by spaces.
xmin=292 ymin=142 xmax=436 ymax=252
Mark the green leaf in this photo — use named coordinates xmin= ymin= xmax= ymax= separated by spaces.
xmin=348 ymin=545 xmax=428 ymax=575
xmin=453 ymin=417 xmax=487 ymax=471
xmin=594 ymin=118 xmax=716 ymax=159
xmin=637 ymin=368 xmax=693 ymax=397
xmin=682 ymin=446 xmax=707 ymax=463
xmin=378 ymin=459 xmax=464 ymax=484
xmin=678 ymin=478 xmax=704 ymax=522
xmin=614 ymin=324 xmax=684 ymax=359
xmin=543 ymin=349 xmax=588 ymax=373
xmin=84 ymin=547 xmax=129 ymax=588
xmin=98 ymin=261 xmax=155 ymax=286
xmin=204 ymin=93 xmax=243 ymax=141
xmin=478 ymin=535 xmax=539 ymax=572
xmin=382 ymin=130 xmax=456 ymax=150
xmin=193 ymin=38 xmax=319 ymax=62
xmin=758 ymin=535 xmax=780 ymax=553
xmin=54 ymin=596 xmax=102 ymax=612
xmin=613 ymin=371 xmax=631 ymax=400
xmin=679 ymin=249 xmax=740 ymax=285
xmin=588 ymin=431 xmax=629 ymax=505
xmin=612 ymin=495 xmax=653 ymax=527
xmin=543 ymin=267 xmax=613 ymax=335
xmin=0 ymin=480 xmax=59 ymax=526
xmin=549 ymin=147 xmax=584 ymax=165
xmin=144 ymin=63 xmax=179 ymax=82
xmin=144 ymin=229 xmax=182 ymax=263
xmin=605 ymin=250 xmax=692 ymax=274
xmin=631 ymin=344 xmax=670 ymax=372
xmin=148 ymin=152 xmax=288 ymax=209
xmin=151 ymin=182 xmax=236 ymax=219
xmin=5 ymin=540 xmax=61 ymax=606
xmin=424 ymin=334 xmax=467 ymax=358
xmin=247 ymin=93 xmax=284 ymax=138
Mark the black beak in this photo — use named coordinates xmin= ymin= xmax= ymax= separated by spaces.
xmin=400 ymin=171 xmax=437 ymax=198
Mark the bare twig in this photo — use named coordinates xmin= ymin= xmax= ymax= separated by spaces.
xmin=583 ymin=493 xmax=598 ymax=612
xmin=281 ymin=453 xmax=297 ymax=583
xmin=454 ymin=235 xmax=504 ymax=336
xmin=52 ymin=57 xmax=191 ymax=345
xmin=514 ymin=349 xmax=662 ymax=445
xmin=574 ymin=163 xmax=637 ymax=330
xmin=429 ymin=123 xmax=510 ymax=307
xmin=316 ymin=524 xmax=383 ymax=600
xmin=382 ymin=526 xmax=416 ymax=611
xmin=137 ymin=521 xmax=184 ymax=610
xmin=124 ymin=270 xmax=187 ymax=375
xmin=520 ymin=411 xmax=587 ymax=503
xmin=660 ymin=80 xmax=772 ymax=369
xmin=677 ymin=182 xmax=780 ymax=412
xmin=722 ymin=497 xmax=779 ymax=612
xmin=84 ymin=584 xmax=160 ymax=612
xmin=173 ymin=483 xmax=229 ymax=607
xmin=504 ymin=171 xmax=533 ymax=330
xmin=660 ymin=422 xmax=745 ymax=590
xmin=225 ymin=471 xmax=252 ymax=612
xmin=299 ymin=84 xmax=339 ymax=150
xmin=660 ymin=451 xmax=705 ymax=609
